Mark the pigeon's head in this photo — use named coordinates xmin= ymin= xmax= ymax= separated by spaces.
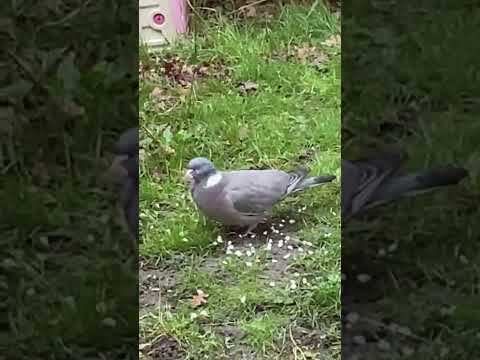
xmin=105 ymin=127 xmax=139 ymax=182
xmin=185 ymin=157 xmax=217 ymax=184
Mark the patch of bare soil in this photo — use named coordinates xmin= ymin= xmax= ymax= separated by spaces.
xmin=342 ymin=252 xmax=420 ymax=360
xmin=141 ymin=335 xmax=185 ymax=360
xmin=139 ymin=257 xmax=183 ymax=316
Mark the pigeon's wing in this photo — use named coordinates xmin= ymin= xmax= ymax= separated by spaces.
xmin=342 ymin=154 xmax=402 ymax=216
xmin=223 ymin=170 xmax=291 ymax=215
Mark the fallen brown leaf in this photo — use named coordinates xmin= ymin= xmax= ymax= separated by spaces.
xmin=322 ymin=34 xmax=341 ymax=47
xmin=191 ymin=289 xmax=208 ymax=308
xmin=244 ymin=5 xmax=257 ymax=17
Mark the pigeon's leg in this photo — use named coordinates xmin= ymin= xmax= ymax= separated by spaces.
xmin=240 ymin=223 xmax=259 ymax=238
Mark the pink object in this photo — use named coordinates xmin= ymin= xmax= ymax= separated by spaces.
xmin=139 ymin=0 xmax=188 ymax=46
xmin=152 ymin=13 xmax=165 ymax=25
xmin=170 ymin=0 xmax=188 ymax=34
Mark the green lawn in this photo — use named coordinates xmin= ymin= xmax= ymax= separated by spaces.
xmin=139 ymin=4 xmax=341 ymax=359
xmin=343 ymin=1 xmax=480 ymax=358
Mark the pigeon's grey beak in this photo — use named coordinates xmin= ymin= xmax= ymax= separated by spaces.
xmin=184 ymin=169 xmax=194 ymax=182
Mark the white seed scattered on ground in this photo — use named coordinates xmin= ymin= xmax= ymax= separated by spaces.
xmin=356 ymin=274 xmax=371 ymax=283
xmin=234 ymin=250 xmax=243 ymax=257
xmin=289 ymin=219 xmax=296 ymax=224
xmin=303 ymin=241 xmax=313 ymax=247
xmin=280 ymin=232 xmax=284 ymax=236
xmin=182 ymin=238 xmax=189 ymax=242
xmin=217 ymin=235 xmax=223 ymax=243
xmin=287 ymin=245 xmax=293 ymax=250
xmin=279 ymin=223 xmax=284 ymax=228
xmin=298 ymin=247 xmax=304 ymax=252
xmin=269 ymin=281 xmax=275 ymax=287
xmin=222 ymin=260 xmax=228 ymax=265
xmin=278 ymin=240 xmax=284 ymax=248
xmin=324 ymin=232 xmax=332 ymax=238
xmin=283 ymin=253 xmax=291 ymax=260
xmin=263 ymin=231 xmax=268 ymax=235
xmin=246 ymin=250 xmax=252 ymax=257
xmin=266 ymin=242 xmax=272 ymax=251
xmin=250 ymin=234 xmax=256 ymax=239
xmin=272 ymin=259 xmax=278 ymax=263
xmin=245 ymin=261 xmax=252 ymax=267
xmin=307 ymin=250 xmax=314 ymax=255
xmin=285 ymin=235 xmax=291 ymax=241
xmin=353 ymin=335 xmax=366 ymax=345
xmin=281 ymin=219 xmax=286 ymax=223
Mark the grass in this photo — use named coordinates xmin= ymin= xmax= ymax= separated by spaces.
xmin=0 ymin=0 xmax=138 ymax=358
xmin=139 ymin=4 xmax=340 ymax=359
xmin=343 ymin=1 xmax=480 ymax=358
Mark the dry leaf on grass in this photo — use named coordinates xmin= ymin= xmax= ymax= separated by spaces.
xmin=191 ymin=289 xmax=208 ymax=307
xmin=322 ymin=34 xmax=341 ymax=47
xmin=238 ymin=80 xmax=258 ymax=95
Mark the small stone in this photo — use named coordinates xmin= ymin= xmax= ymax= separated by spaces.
xmin=356 ymin=274 xmax=371 ymax=283
xmin=377 ymin=339 xmax=391 ymax=351
xmin=401 ymin=346 xmax=414 ymax=356
xmin=388 ymin=243 xmax=398 ymax=252
xmin=346 ymin=312 xmax=360 ymax=324
xmin=353 ymin=335 xmax=366 ymax=345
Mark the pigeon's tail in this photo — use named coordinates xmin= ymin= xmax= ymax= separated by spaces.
xmin=369 ymin=166 xmax=468 ymax=205
xmin=291 ymin=174 xmax=336 ymax=194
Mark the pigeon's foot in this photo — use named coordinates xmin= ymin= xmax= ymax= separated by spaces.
xmin=239 ymin=223 xmax=259 ymax=238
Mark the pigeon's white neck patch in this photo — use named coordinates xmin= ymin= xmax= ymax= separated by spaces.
xmin=204 ymin=172 xmax=222 ymax=188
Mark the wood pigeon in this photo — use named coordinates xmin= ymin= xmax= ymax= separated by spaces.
xmin=108 ymin=127 xmax=139 ymax=241
xmin=185 ymin=157 xmax=336 ymax=234
xmin=341 ymin=153 xmax=468 ymax=220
